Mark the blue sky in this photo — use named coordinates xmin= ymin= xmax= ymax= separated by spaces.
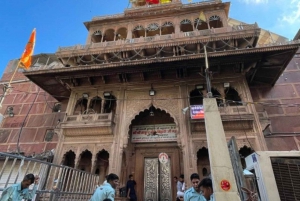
xmin=0 ymin=0 xmax=299 ymax=76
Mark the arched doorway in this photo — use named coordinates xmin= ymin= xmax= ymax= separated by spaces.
xmin=197 ymin=147 xmax=210 ymax=178
xmin=123 ymin=106 xmax=181 ymax=201
xmin=94 ymin=150 xmax=109 ymax=184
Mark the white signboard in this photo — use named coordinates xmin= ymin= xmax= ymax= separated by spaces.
xmin=131 ymin=124 xmax=177 ymax=143
xmin=159 ymin=153 xmax=169 ymax=164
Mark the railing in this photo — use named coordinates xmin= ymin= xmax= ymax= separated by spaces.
xmin=57 ymin=24 xmax=258 ymax=52
xmin=64 ymin=113 xmax=112 ymax=123
xmin=219 ymin=105 xmax=251 ymax=115
xmin=0 ymin=152 xmax=99 ymax=201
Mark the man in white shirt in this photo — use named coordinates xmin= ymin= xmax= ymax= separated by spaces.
xmin=176 ymin=174 xmax=185 ymax=199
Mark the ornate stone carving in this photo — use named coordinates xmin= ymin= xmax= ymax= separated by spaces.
xmin=236 ymin=138 xmax=257 ymax=150
xmin=193 ymin=141 xmax=208 ymax=154
xmin=64 ymin=127 xmax=113 ymax=136
xmin=124 ymin=90 xmax=180 ymax=139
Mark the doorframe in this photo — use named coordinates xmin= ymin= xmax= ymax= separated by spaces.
xmin=134 ymin=144 xmax=181 ymax=201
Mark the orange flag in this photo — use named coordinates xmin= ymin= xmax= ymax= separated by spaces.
xmin=20 ymin=29 xmax=36 ymax=69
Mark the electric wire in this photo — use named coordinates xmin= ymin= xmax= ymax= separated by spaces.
xmin=7 ymin=88 xmax=300 ymax=109
xmin=16 ymin=87 xmax=40 ymax=154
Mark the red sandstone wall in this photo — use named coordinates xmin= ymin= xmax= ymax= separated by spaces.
xmin=0 ymin=59 xmax=67 ymax=156
xmin=250 ymin=48 xmax=300 ymax=151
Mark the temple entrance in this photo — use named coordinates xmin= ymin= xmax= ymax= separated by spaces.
xmin=123 ymin=106 xmax=182 ymax=201
xmin=144 ymin=158 xmax=172 ymax=201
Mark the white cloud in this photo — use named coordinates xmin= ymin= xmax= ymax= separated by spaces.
xmin=281 ymin=0 xmax=300 ymax=25
xmin=239 ymin=0 xmax=268 ymax=4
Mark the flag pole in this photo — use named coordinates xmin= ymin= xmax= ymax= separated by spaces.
xmin=0 ymin=60 xmax=22 ymax=108
xmin=0 ymin=28 xmax=36 ymax=108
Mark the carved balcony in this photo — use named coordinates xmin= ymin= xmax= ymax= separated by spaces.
xmin=56 ymin=24 xmax=259 ymax=58
xmin=61 ymin=113 xmax=114 ymax=136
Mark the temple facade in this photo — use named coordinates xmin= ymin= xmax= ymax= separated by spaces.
xmin=1 ymin=0 xmax=300 ymax=200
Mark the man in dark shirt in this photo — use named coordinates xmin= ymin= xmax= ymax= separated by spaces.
xmin=126 ymin=174 xmax=137 ymax=201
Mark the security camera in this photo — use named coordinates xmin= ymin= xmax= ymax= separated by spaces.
xmin=182 ymin=107 xmax=189 ymax=114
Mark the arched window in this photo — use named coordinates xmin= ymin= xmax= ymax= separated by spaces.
xmin=91 ymin=30 xmax=103 ymax=43
xmin=194 ymin=18 xmax=208 ymax=30
xmin=94 ymin=150 xmax=109 ymax=181
xmin=161 ymin=21 xmax=174 ymax=35
xmin=132 ymin=25 xmax=145 ymax=38
xmin=62 ymin=151 xmax=76 ymax=167
xmin=78 ymin=150 xmax=92 ymax=172
xmin=146 ymin=23 xmax=160 ymax=37
xmin=197 ymin=147 xmax=210 ymax=178
xmin=103 ymin=95 xmax=116 ymax=113
xmin=74 ymin=98 xmax=88 ymax=115
xmin=103 ymin=29 xmax=115 ymax=42
xmin=209 ymin=15 xmax=223 ymax=28
xmin=180 ymin=19 xmax=193 ymax=32
xmin=211 ymin=88 xmax=223 ymax=106
xmin=89 ymin=96 xmax=102 ymax=113
xmin=225 ymin=87 xmax=242 ymax=106
xmin=190 ymin=89 xmax=203 ymax=105
xmin=116 ymin=27 xmax=128 ymax=40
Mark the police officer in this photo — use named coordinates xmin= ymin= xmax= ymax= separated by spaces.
xmin=89 ymin=173 xmax=119 ymax=201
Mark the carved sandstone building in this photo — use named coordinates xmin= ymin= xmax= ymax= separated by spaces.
xmin=1 ymin=0 xmax=300 ymax=200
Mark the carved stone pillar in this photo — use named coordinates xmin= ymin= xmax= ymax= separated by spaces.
xmin=179 ymin=85 xmax=197 ymax=186
xmin=91 ymin=154 xmax=97 ymax=174
xmin=108 ymin=89 xmax=126 ymax=177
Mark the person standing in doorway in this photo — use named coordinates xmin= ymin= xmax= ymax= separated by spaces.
xmin=89 ymin=173 xmax=119 ymax=201
xmin=126 ymin=174 xmax=137 ymax=201
xmin=176 ymin=174 xmax=185 ymax=200
xmin=0 ymin=174 xmax=39 ymax=201
xmin=184 ymin=173 xmax=206 ymax=201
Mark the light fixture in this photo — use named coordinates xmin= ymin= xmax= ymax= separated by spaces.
xmin=195 ymin=84 xmax=204 ymax=90
xmin=224 ymin=83 xmax=230 ymax=88
xmin=82 ymin=93 xmax=89 ymax=98
xmin=149 ymin=105 xmax=155 ymax=116
xmin=103 ymin=92 xmax=111 ymax=97
xmin=6 ymin=107 xmax=14 ymax=118
xmin=149 ymin=84 xmax=156 ymax=96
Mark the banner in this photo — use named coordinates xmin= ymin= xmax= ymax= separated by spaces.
xmin=190 ymin=105 xmax=205 ymax=119
xmin=131 ymin=124 xmax=177 ymax=143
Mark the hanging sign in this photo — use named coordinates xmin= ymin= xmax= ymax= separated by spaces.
xmin=158 ymin=152 xmax=169 ymax=164
xmin=131 ymin=124 xmax=177 ymax=143
xmin=220 ymin=179 xmax=231 ymax=191
xmin=190 ymin=105 xmax=205 ymax=119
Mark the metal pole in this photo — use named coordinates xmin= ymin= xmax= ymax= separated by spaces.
xmin=204 ymin=45 xmax=212 ymax=98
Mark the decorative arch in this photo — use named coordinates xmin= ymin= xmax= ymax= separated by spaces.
xmin=103 ymin=28 xmax=115 ymax=42
xmin=132 ymin=25 xmax=145 ymax=38
xmin=225 ymin=87 xmax=243 ymax=106
xmin=74 ymin=98 xmax=88 ymax=115
xmin=61 ymin=150 xmax=76 ymax=167
xmin=180 ymin=19 xmax=193 ymax=32
xmin=124 ymin=102 xmax=179 ymax=145
xmin=161 ymin=21 xmax=175 ymax=35
xmin=190 ymin=88 xmax=204 ymax=105
xmin=209 ymin=15 xmax=223 ymax=28
xmin=94 ymin=149 xmax=109 ymax=181
xmin=196 ymin=147 xmax=210 ymax=178
xmin=89 ymin=96 xmax=102 ymax=113
xmin=116 ymin=27 xmax=128 ymax=40
xmin=194 ymin=18 xmax=208 ymax=30
xmin=146 ymin=23 xmax=160 ymax=37
xmin=77 ymin=150 xmax=92 ymax=172
xmin=91 ymin=30 xmax=103 ymax=43
xmin=211 ymin=87 xmax=223 ymax=106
